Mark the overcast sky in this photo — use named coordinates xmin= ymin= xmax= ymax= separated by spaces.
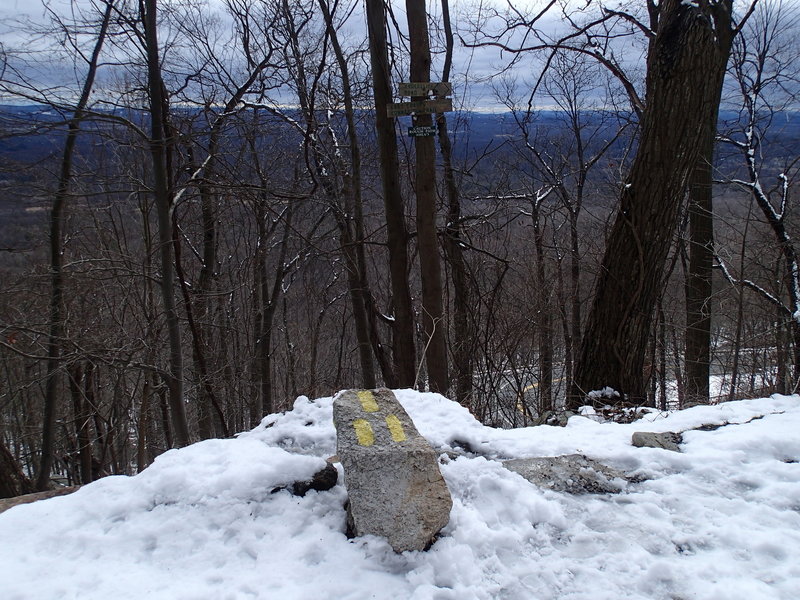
xmin=0 ymin=0 xmax=633 ymax=111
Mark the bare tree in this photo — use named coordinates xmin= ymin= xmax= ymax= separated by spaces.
xmin=37 ymin=0 xmax=115 ymax=490
xmin=404 ymin=0 xmax=449 ymax=394
xmin=141 ymin=0 xmax=191 ymax=446
xmin=718 ymin=0 xmax=800 ymax=389
xmin=365 ymin=0 xmax=417 ymax=387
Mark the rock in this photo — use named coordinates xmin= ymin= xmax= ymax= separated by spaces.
xmin=333 ymin=388 xmax=452 ymax=552
xmin=291 ymin=461 xmax=338 ymax=497
xmin=631 ymin=431 xmax=683 ymax=452
xmin=0 ymin=486 xmax=81 ymax=515
xmin=535 ymin=410 xmax=577 ymax=427
xmin=502 ymin=454 xmax=629 ymax=494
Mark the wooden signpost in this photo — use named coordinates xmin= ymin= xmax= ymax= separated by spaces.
xmin=386 ymin=98 xmax=452 ymax=118
xmin=397 ymin=81 xmax=452 ymax=97
xmin=387 ymin=82 xmax=452 ymax=119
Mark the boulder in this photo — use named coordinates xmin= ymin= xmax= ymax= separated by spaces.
xmin=290 ymin=461 xmax=338 ymax=497
xmin=503 ymin=454 xmax=629 ymax=494
xmin=631 ymin=431 xmax=683 ymax=452
xmin=333 ymin=388 xmax=452 ymax=552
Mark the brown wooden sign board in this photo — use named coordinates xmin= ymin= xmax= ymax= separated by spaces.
xmin=387 ymin=98 xmax=453 ymax=118
xmin=398 ymin=82 xmax=452 ymax=97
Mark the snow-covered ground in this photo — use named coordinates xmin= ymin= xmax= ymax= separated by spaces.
xmin=1 ymin=391 xmax=799 ymax=600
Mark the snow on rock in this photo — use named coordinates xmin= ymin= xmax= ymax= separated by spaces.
xmin=1 ymin=392 xmax=799 ymax=599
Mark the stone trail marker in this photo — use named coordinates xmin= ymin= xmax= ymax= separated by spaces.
xmin=333 ymin=388 xmax=452 ymax=552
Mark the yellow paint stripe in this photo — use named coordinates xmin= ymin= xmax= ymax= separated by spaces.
xmin=385 ymin=414 xmax=407 ymax=443
xmin=353 ymin=418 xmax=374 ymax=446
xmin=357 ymin=390 xmax=379 ymax=413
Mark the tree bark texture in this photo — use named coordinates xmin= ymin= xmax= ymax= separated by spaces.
xmin=0 ymin=440 xmax=34 ymax=499
xmin=533 ymin=208 xmax=553 ymax=412
xmin=318 ymin=0 xmax=380 ymax=390
xmin=365 ymin=0 xmax=417 ymax=387
xmin=143 ymin=0 xmax=191 ymax=446
xmin=437 ymin=0 xmax=473 ymax=403
xmin=684 ymin=16 xmax=733 ymax=405
xmin=405 ymin=0 xmax=448 ymax=394
xmin=684 ymin=135 xmax=716 ymax=405
xmin=37 ymin=1 xmax=114 ymax=490
xmin=571 ymin=0 xmax=734 ymax=407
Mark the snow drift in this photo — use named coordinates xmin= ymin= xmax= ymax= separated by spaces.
xmin=1 ymin=391 xmax=799 ymax=599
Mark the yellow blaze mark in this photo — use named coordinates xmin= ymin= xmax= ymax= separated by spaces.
xmin=385 ymin=414 xmax=407 ymax=443
xmin=357 ymin=390 xmax=379 ymax=413
xmin=353 ymin=419 xmax=374 ymax=446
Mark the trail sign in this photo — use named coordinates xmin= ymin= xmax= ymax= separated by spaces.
xmin=386 ymin=98 xmax=452 ymax=118
xmin=408 ymin=125 xmax=437 ymax=137
xmin=398 ymin=81 xmax=452 ymax=97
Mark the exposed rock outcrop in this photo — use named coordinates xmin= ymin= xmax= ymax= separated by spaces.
xmin=503 ymin=454 xmax=630 ymax=494
xmin=631 ymin=431 xmax=683 ymax=452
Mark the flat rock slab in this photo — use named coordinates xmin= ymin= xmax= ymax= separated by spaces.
xmin=632 ymin=431 xmax=683 ymax=452
xmin=503 ymin=454 xmax=629 ymax=494
xmin=333 ymin=388 xmax=452 ymax=552
xmin=0 ymin=486 xmax=81 ymax=515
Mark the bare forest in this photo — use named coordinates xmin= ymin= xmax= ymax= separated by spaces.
xmin=1 ymin=0 xmax=798 ymax=494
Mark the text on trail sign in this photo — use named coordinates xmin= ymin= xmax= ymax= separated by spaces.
xmin=408 ymin=126 xmax=437 ymax=137
xmin=398 ymin=82 xmax=452 ymax=97
xmin=386 ymin=98 xmax=453 ymax=118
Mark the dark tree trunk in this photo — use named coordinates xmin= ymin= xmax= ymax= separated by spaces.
xmin=68 ymin=362 xmax=95 ymax=485
xmin=532 ymin=207 xmax=553 ymax=413
xmin=195 ymin=146 xmax=219 ymax=439
xmin=438 ymin=0 xmax=474 ymax=405
xmin=775 ymin=303 xmax=787 ymax=394
xmin=405 ymin=0 xmax=449 ymax=394
xmin=567 ymin=209 xmax=582 ymax=393
xmin=172 ymin=212 xmax=229 ymax=439
xmin=570 ymin=0 xmax=734 ymax=407
xmin=365 ymin=0 xmax=417 ymax=387
xmin=37 ymin=2 xmax=114 ymax=491
xmin=685 ymin=78 xmax=725 ymax=405
xmin=143 ymin=0 xmax=191 ymax=446
xmin=254 ymin=203 xmax=292 ymax=424
xmin=0 ymin=440 xmax=34 ymax=499
xmin=658 ymin=304 xmax=668 ymax=410
xmin=318 ymin=0 xmax=379 ymax=390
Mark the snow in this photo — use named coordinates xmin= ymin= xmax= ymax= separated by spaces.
xmin=2 ymin=391 xmax=800 ymax=600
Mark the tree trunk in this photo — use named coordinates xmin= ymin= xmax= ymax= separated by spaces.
xmin=532 ymin=207 xmax=553 ymax=413
xmin=365 ymin=0 xmax=417 ymax=387
xmin=68 ymin=362 xmax=94 ymax=485
xmin=405 ymin=0 xmax=449 ymax=394
xmin=195 ymin=144 xmax=219 ymax=439
xmin=37 ymin=1 xmax=114 ymax=490
xmin=318 ymin=0 xmax=379 ymax=390
xmin=438 ymin=0 xmax=473 ymax=405
xmin=143 ymin=0 xmax=190 ymax=446
xmin=685 ymin=73 xmax=725 ymax=405
xmin=0 ymin=439 xmax=34 ymax=499
xmin=253 ymin=202 xmax=293 ymax=424
xmin=570 ymin=0 xmax=734 ymax=407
